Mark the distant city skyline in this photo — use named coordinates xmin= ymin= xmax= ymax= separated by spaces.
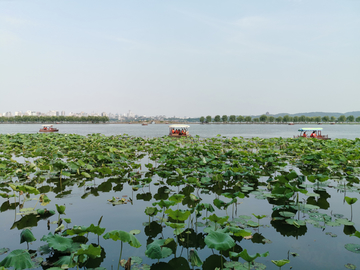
xmin=1 ymin=1 xmax=359 ymax=117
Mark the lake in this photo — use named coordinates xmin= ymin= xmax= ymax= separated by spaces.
xmin=0 ymin=125 xmax=359 ymax=270
xmin=0 ymin=123 xmax=359 ymax=139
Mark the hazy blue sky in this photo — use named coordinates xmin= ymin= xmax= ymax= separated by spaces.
xmin=1 ymin=0 xmax=359 ymax=117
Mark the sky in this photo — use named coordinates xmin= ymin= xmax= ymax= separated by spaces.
xmin=1 ymin=0 xmax=359 ymax=118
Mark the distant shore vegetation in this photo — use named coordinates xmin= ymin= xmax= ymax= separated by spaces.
xmin=200 ymin=114 xmax=360 ymax=124
xmin=0 ymin=115 xmax=109 ymax=123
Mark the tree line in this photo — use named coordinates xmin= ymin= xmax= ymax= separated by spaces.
xmin=200 ymin=114 xmax=360 ymax=123
xmin=0 ymin=115 xmax=109 ymax=123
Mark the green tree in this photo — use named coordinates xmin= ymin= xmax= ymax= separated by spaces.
xmin=305 ymin=116 xmax=311 ymax=122
xmin=253 ymin=118 xmax=259 ymax=122
xmin=282 ymin=115 xmax=290 ymax=123
xmin=214 ymin=115 xmax=221 ymax=122
xmin=330 ymin=116 xmax=336 ymax=122
xmin=275 ymin=116 xmax=282 ymax=123
xmin=356 ymin=116 xmax=360 ymax=123
xmin=347 ymin=115 xmax=355 ymax=122
xmin=299 ymin=115 xmax=306 ymax=122
xmin=236 ymin=115 xmax=244 ymax=122
xmin=268 ymin=116 xmax=275 ymax=123
xmin=293 ymin=116 xmax=299 ymax=123
xmin=206 ymin=115 xmax=212 ymax=123
xmin=338 ymin=115 xmax=346 ymax=122
xmin=244 ymin=116 xmax=252 ymax=122
xmin=314 ymin=116 xmax=321 ymax=123
xmin=259 ymin=115 xmax=268 ymax=122
xmin=229 ymin=115 xmax=236 ymax=122
xmin=200 ymin=116 xmax=205 ymax=123
xmin=222 ymin=115 xmax=228 ymax=122
xmin=322 ymin=116 xmax=330 ymax=122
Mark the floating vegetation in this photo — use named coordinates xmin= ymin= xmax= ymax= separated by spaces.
xmin=0 ymin=133 xmax=360 ymax=269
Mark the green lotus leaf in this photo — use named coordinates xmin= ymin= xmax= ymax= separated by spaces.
xmin=279 ymin=211 xmax=296 ymax=218
xmin=41 ymin=232 xmax=73 ymax=252
xmin=37 ymin=209 xmax=55 ymax=216
xmin=129 ymin=230 xmax=141 ymax=235
xmin=20 ymin=229 xmax=36 ymax=244
xmin=81 ymin=172 xmax=91 ymax=178
xmin=208 ymin=214 xmax=229 ymax=225
xmin=352 ymin=231 xmax=360 ymax=238
xmin=75 ymin=244 xmax=101 ymax=263
xmin=39 ymin=194 xmax=51 ymax=206
xmin=0 ymin=248 xmax=9 ymax=255
xmin=271 ymin=259 xmax=290 ymax=267
xmin=8 ymin=184 xmax=40 ymax=195
xmin=103 ymin=230 xmax=141 ymax=248
xmin=0 ymin=249 xmax=35 ymax=270
xmin=55 ymin=204 xmax=66 ymax=215
xmin=345 ymin=263 xmax=356 ymax=269
xmin=252 ymin=214 xmax=267 ymax=220
xmin=145 ymin=239 xmax=173 ymax=259
xmin=165 ymin=209 xmax=191 ymax=221
xmin=204 ymin=230 xmax=235 ymax=251
xmin=345 ymin=197 xmax=358 ymax=205
xmin=168 ymin=194 xmax=185 ymax=203
xmin=61 ymin=171 xmax=71 ymax=177
xmin=345 ymin=243 xmax=360 ymax=253
xmin=152 ymin=200 xmax=176 ymax=209
xmin=230 ymin=249 xmax=269 ymax=263
xmin=53 ymin=255 xmax=75 ymax=268
xmin=144 ymin=207 xmax=158 ymax=216
xmin=285 ymin=219 xmax=306 ymax=227
xmin=63 ymin=218 xmax=71 ymax=224
xmin=189 ymin=249 xmax=202 ymax=267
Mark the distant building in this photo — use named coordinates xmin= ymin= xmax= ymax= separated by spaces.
xmin=4 ymin=112 xmax=12 ymax=117
xmin=15 ymin=111 xmax=22 ymax=116
xmin=266 ymin=112 xmax=270 ymax=115
xmin=61 ymin=111 xmax=65 ymax=116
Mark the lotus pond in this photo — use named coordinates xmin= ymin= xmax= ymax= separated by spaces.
xmin=1 ymin=133 xmax=360 ymax=270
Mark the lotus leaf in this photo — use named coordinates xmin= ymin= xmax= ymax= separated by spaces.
xmin=168 ymin=194 xmax=185 ymax=203
xmin=145 ymin=239 xmax=172 ymax=259
xmin=345 ymin=243 xmax=360 ymax=253
xmin=189 ymin=249 xmax=202 ymax=266
xmin=75 ymin=244 xmax=102 ymax=263
xmin=205 ymin=230 xmax=235 ymax=251
xmin=165 ymin=209 xmax=191 ymax=221
xmin=0 ymin=249 xmax=35 ymax=270
xmin=279 ymin=211 xmax=296 ymax=218
xmin=20 ymin=229 xmax=36 ymax=244
xmin=208 ymin=214 xmax=229 ymax=225
xmin=8 ymin=184 xmax=40 ymax=195
xmin=41 ymin=232 xmax=73 ymax=252
xmin=230 ymin=249 xmax=269 ymax=263
xmin=271 ymin=259 xmax=290 ymax=267
xmin=345 ymin=196 xmax=358 ymax=205
xmin=345 ymin=263 xmax=356 ymax=269
xmin=103 ymin=230 xmax=141 ymax=248
xmin=55 ymin=204 xmax=66 ymax=215
xmin=0 ymin=248 xmax=9 ymax=255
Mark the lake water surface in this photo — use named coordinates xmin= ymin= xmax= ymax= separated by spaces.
xmin=0 ymin=125 xmax=360 ymax=270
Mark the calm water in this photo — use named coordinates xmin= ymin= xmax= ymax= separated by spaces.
xmin=1 ymin=124 xmax=360 ymax=270
xmin=1 ymin=123 xmax=359 ymax=139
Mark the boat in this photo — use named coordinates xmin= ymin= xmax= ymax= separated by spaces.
xmin=294 ymin=128 xmax=330 ymax=140
xmin=39 ymin=125 xmax=59 ymax=133
xmin=142 ymin=123 xmax=148 ymax=126
xmin=169 ymin=124 xmax=190 ymax=137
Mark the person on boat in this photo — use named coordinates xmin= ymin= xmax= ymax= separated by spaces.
xmin=172 ymin=129 xmax=175 ymax=134
xmin=310 ymin=131 xmax=317 ymax=138
xmin=43 ymin=126 xmax=47 ymax=130
xmin=302 ymin=132 xmax=307 ymax=137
